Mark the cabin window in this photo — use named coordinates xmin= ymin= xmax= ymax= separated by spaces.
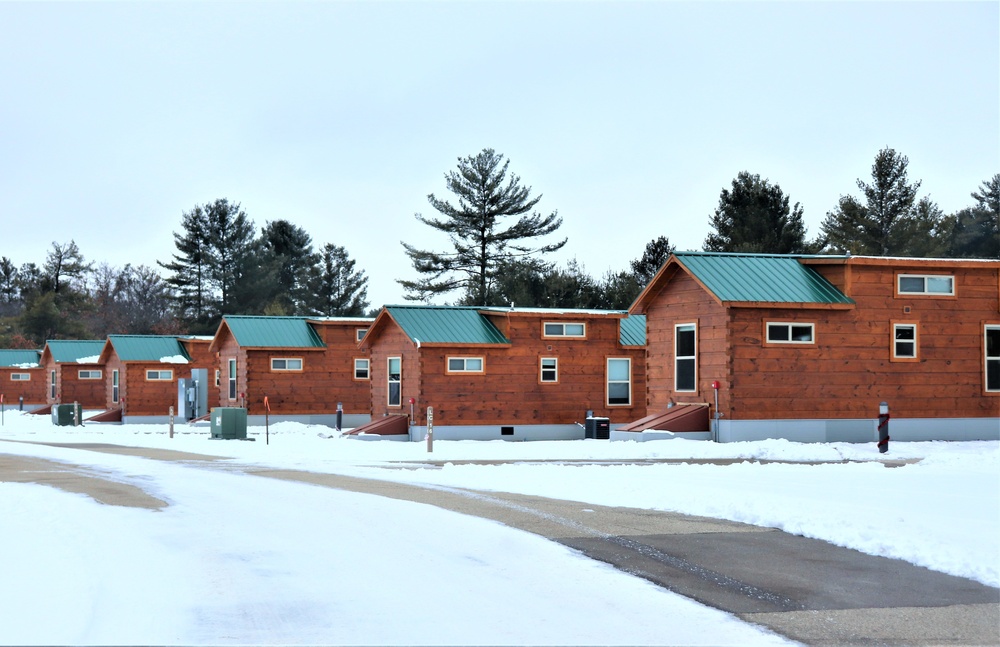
xmin=112 ymin=370 xmax=119 ymax=403
xmin=897 ymin=274 xmax=954 ymax=296
xmin=50 ymin=370 xmax=56 ymax=399
xmin=607 ymin=358 xmax=631 ymax=406
xmin=10 ymin=373 xmax=30 ymax=381
xmin=78 ymin=370 xmax=102 ymax=379
xmin=543 ymin=322 xmax=586 ymax=338
xmin=354 ymin=358 xmax=370 ymax=380
xmin=892 ymin=323 xmax=918 ymax=360
xmin=675 ymin=323 xmax=697 ymax=392
xmin=215 ymin=369 xmax=220 ymax=387
xmin=146 ymin=370 xmax=173 ymax=381
xmin=540 ymin=358 xmax=558 ymax=383
xmin=356 ymin=328 xmax=368 ymax=342
xmin=270 ymin=358 xmax=303 ymax=371
xmin=447 ymin=357 xmax=484 ymax=373
xmin=228 ymin=359 xmax=237 ymax=400
xmin=766 ymin=322 xmax=815 ymax=344
xmin=986 ymin=326 xmax=1000 ymax=392
xmin=387 ymin=357 xmax=401 ymax=407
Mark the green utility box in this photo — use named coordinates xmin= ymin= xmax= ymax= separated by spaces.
xmin=52 ymin=403 xmax=83 ymax=426
xmin=210 ymin=407 xmax=247 ymax=439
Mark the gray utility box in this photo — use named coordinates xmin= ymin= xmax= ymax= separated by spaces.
xmin=210 ymin=407 xmax=247 ymax=439
xmin=585 ymin=416 xmax=610 ymax=439
xmin=52 ymin=403 xmax=83 ymax=426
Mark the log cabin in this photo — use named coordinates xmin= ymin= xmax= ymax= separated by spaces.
xmin=208 ymin=315 xmax=373 ymax=428
xmin=96 ymin=335 xmax=220 ymax=423
xmin=39 ymin=340 xmax=107 ymax=409
xmin=0 ymin=349 xmax=46 ymax=408
xmin=356 ymin=305 xmax=647 ymax=440
xmin=626 ymin=252 xmax=1000 ymax=442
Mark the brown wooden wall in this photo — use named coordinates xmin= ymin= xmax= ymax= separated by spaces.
xmin=368 ymin=322 xmax=419 ymax=421
xmin=49 ymin=363 xmax=106 ymax=408
xmin=120 ymin=361 xmax=181 ymax=416
xmin=643 ymin=269 xmax=728 ymax=413
xmin=0 ymin=368 xmax=46 ymax=404
xmin=369 ymin=313 xmax=645 ymax=427
xmin=216 ymin=323 xmax=371 ymax=416
xmin=643 ymin=260 xmax=1000 ymax=423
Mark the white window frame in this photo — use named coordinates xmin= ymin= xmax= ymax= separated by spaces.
xmin=78 ymin=369 xmax=102 ymax=380
xmin=606 ymin=358 xmax=631 ymax=406
xmin=675 ymin=323 xmax=697 ymax=393
xmin=146 ymin=369 xmax=173 ymax=381
xmin=215 ymin=369 xmax=220 ymax=387
xmin=10 ymin=373 xmax=30 ymax=381
xmin=354 ymin=358 xmax=370 ymax=380
xmin=270 ymin=357 xmax=303 ymax=371
xmin=540 ymin=357 xmax=558 ymax=383
xmin=112 ymin=369 xmax=119 ymax=403
xmin=766 ymin=322 xmax=816 ymax=345
xmin=50 ymin=370 xmax=56 ymax=399
xmin=387 ymin=357 xmax=401 ymax=407
xmin=986 ymin=325 xmax=1000 ymax=393
xmin=356 ymin=328 xmax=368 ymax=343
xmin=897 ymin=274 xmax=955 ymax=296
xmin=446 ymin=356 xmax=484 ymax=374
xmin=228 ymin=359 xmax=237 ymax=401
xmin=892 ymin=323 xmax=918 ymax=360
xmin=542 ymin=322 xmax=586 ymax=338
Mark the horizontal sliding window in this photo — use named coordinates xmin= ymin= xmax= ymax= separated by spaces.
xmin=78 ymin=370 xmax=102 ymax=380
xmin=271 ymin=358 xmax=303 ymax=371
xmin=447 ymin=357 xmax=484 ymax=373
xmin=10 ymin=373 xmax=30 ymax=381
xmin=543 ymin=322 xmax=586 ymax=338
xmin=766 ymin=322 xmax=815 ymax=344
xmin=146 ymin=370 xmax=173 ymax=381
xmin=898 ymin=274 xmax=954 ymax=296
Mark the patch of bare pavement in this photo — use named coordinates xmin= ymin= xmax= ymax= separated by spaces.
xmin=2 ymin=441 xmax=997 ymax=646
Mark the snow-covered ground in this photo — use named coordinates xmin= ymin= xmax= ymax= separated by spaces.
xmin=0 ymin=410 xmax=997 ymax=646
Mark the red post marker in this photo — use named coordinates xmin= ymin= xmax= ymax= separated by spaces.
xmin=264 ymin=396 xmax=270 ymax=412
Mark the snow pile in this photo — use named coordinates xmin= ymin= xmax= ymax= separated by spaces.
xmin=74 ymin=355 xmax=101 ymax=364
xmin=159 ymin=355 xmax=190 ymax=364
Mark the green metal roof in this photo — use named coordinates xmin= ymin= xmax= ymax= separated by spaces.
xmin=385 ymin=306 xmax=510 ymax=345
xmin=45 ymin=340 xmax=106 ymax=364
xmin=674 ymin=252 xmax=854 ymax=304
xmin=0 ymin=350 xmax=42 ymax=368
xmin=619 ymin=315 xmax=646 ymax=346
xmin=107 ymin=335 xmax=191 ymax=362
xmin=223 ymin=315 xmax=325 ymax=348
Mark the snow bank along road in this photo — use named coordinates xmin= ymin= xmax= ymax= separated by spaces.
xmin=6 ymin=441 xmax=999 ymax=646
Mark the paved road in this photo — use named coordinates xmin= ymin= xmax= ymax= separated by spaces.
xmin=3 ymin=441 xmax=998 ymax=646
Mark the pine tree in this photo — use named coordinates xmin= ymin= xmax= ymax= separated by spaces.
xmin=400 ymin=148 xmax=566 ymax=304
xmin=159 ymin=206 xmax=212 ymax=324
xmin=302 ymin=244 xmax=369 ymax=317
xmin=261 ymin=220 xmax=316 ymax=314
xmin=630 ymin=236 xmax=675 ymax=285
xmin=819 ymin=148 xmax=922 ymax=255
xmin=703 ymin=172 xmax=806 ymax=253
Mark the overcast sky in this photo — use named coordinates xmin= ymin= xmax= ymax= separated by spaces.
xmin=1 ymin=1 xmax=997 ymax=310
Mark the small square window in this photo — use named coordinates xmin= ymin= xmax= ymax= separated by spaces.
xmin=540 ymin=358 xmax=558 ymax=383
xmin=354 ymin=358 xmax=370 ymax=380
xmin=893 ymin=324 xmax=917 ymax=360
xmin=356 ymin=328 xmax=368 ymax=342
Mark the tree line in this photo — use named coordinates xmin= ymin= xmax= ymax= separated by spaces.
xmin=0 ymin=147 xmax=995 ymax=347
